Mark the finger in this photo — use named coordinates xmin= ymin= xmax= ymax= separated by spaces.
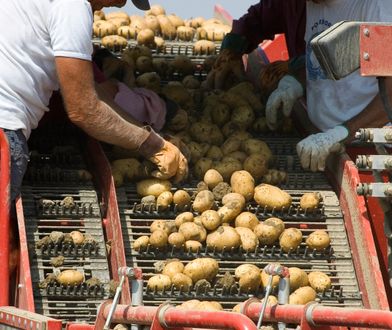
xmin=173 ymin=156 xmax=189 ymax=183
xmin=317 ymin=150 xmax=328 ymax=172
xmin=266 ymin=99 xmax=279 ymax=130
xmin=282 ymin=98 xmax=294 ymax=117
xmin=298 ymin=143 xmax=311 ymax=170
xmin=309 ymin=148 xmax=319 ymax=172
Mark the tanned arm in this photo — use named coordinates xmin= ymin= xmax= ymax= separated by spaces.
xmin=55 ymin=57 xmax=162 ymax=155
xmin=345 ymin=77 xmax=392 ymax=143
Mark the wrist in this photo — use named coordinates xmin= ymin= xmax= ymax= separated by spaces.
xmin=138 ymin=126 xmax=164 ymax=158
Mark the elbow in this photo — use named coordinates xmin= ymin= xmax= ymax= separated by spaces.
xmin=65 ymin=98 xmax=98 ymax=127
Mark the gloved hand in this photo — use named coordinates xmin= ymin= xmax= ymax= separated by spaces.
xmin=296 ymin=126 xmax=349 ymax=172
xmin=205 ymin=49 xmax=246 ymax=90
xmin=266 ymin=75 xmax=303 ymax=130
xmin=148 ymin=140 xmax=188 ymax=182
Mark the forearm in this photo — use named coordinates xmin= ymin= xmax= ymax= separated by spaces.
xmin=345 ymin=78 xmax=392 ymax=143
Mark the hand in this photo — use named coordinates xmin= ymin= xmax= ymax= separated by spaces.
xmin=205 ymin=49 xmax=246 ymax=90
xmin=296 ymin=126 xmax=349 ymax=172
xmin=148 ymin=140 xmax=188 ymax=182
xmin=266 ymin=75 xmax=303 ymax=130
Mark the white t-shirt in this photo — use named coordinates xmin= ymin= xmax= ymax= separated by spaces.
xmin=306 ymin=0 xmax=392 ymax=131
xmin=0 ymin=0 xmax=93 ymax=138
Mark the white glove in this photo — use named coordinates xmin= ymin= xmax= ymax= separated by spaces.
xmin=266 ymin=75 xmax=303 ymax=130
xmin=296 ymin=126 xmax=349 ymax=172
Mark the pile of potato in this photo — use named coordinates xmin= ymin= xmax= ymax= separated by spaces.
xmin=93 ymin=4 xmax=230 ymax=52
xmin=132 ymin=171 xmax=331 ymax=254
xmin=35 ymin=230 xmax=96 ymax=249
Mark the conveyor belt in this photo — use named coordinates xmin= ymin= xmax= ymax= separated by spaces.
xmin=116 ymin=137 xmax=362 ymax=310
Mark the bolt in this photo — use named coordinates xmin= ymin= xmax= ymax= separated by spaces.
xmin=363 ymin=52 xmax=370 ymax=61
xmin=384 ymin=185 xmax=392 ymax=196
xmin=385 ymin=131 xmax=392 ymax=142
xmin=385 ymin=158 xmax=392 ymax=169
xmin=363 ymin=28 xmax=370 ymax=37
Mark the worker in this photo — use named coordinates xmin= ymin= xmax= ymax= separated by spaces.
xmin=208 ymin=0 xmax=392 ymax=172
xmin=0 ymin=0 xmax=188 ymax=202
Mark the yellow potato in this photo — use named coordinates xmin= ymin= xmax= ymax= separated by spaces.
xmin=306 ymin=230 xmax=331 ymax=251
xmin=184 ymin=240 xmax=203 ymax=252
xmin=173 ymin=190 xmax=191 ymax=211
xmin=279 ymin=228 xmax=303 ymax=253
xmin=289 ymin=267 xmax=309 ymax=292
xmin=261 ymin=269 xmax=280 ymax=290
xmin=172 ymin=273 xmax=193 ymax=290
xmin=230 ymin=170 xmax=255 ymax=201
xmin=254 ymin=184 xmax=292 ymax=210
xmin=179 ymin=222 xmax=206 ymax=242
xmin=147 ymin=274 xmax=171 ymax=291
xmin=235 ymin=227 xmax=258 ymax=252
xmin=300 ymin=192 xmax=322 ymax=210
xmin=289 ymin=286 xmax=317 ymax=305
xmin=193 ymin=190 xmax=215 ymax=213
xmin=243 ymin=154 xmax=269 ymax=181
xmin=201 ymin=210 xmax=222 ymax=231
xmin=150 ymin=220 xmax=176 ymax=235
xmin=133 ymin=236 xmax=149 ymax=251
xmin=264 ymin=217 xmax=285 ymax=236
xmin=175 ymin=212 xmax=194 ymax=228
xmin=69 ymin=231 xmax=84 ymax=245
xmin=162 ymin=260 xmax=185 ymax=279
xmin=149 ymin=230 xmax=168 ymax=248
xmin=254 ymin=223 xmax=280 ymax=246
xmin=206 ymin=226 xmax=241 ymax=251
xmin=168 ymin=232 xmax=186 ymax=247
xmin=156 ymin=191 xmax=173 ymax=210
xmin=235 ymin=264 xmax=260 ymax=280
xmin=235 ymin=212 xmax=259 ymax=230
xmin=136 ymin=179 xmax=172 ymax=197
xmin=183 ymin=258 xmax=219 ymax=282
xmin=56 ymin=270 xmax=84 ymax=286
xmin=239 ymin=270 xmax=261 ymax=292
xmin=204 ymin=169 xmax=224 ymax=190
xmin=308 ymin=271 xmax=332 ymax=292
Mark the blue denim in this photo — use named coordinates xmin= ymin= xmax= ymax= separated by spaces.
xmin=3 ymin=129 xmax=29 ymax=201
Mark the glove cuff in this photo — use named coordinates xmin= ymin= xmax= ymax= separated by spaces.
xmin=221 ymin=33 xmax=249 ymax=54
xmin=334 ymin=125 xmax=350 ymax=142
xmin=138 ymin=126 xmax=165 ymax=158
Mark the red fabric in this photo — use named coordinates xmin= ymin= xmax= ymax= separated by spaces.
xmin=232 ymin=0 xmax=306 ymax=58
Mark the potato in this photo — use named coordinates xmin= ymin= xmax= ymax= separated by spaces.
xmin=235 ymin=212 xmax=259 ymax=230
xmin=235 ymin=227 xmax=258 ymax=252
xmin=146 ymin=4 xmax=166 ymax=16
xmin=150 ymin=220 xmax=176 ymax=235
xmin=201 ymin=210 xmax=222 ymax=231
xmin=262 ymin=169 xmax=288 ymax=185
xmin=162 ymin=260 xmax=185 ymax=279
xmin=206 ymin=226 xmax=241 ymax=251
xmin=135 ymin=72 xmax=161 ymax=93
xmin=190 ymin=16 xmax=205 ymax=28
xmin=147 ymin=274 xmax=171 ymax=291
xmin=179 ymin=222 xmax=206 ymax=242
xmin=130 ymin=15 xmax=147 ymax=31
xmin=254 ymin=223 xmax=280 ymax=246
xmin=193 ymin=158 xmax=213 ymax=180
xmin=261 ymin=295 xmax=279 ymax=306
xmin=156 ymin=191 xmax=173 ymax=210
xmin=178 ymin=299 xmax=201 ymax=310
xmin=69 ymin=231 xmax=84 ymax=245
xmin=308 ymin=271 xmax=332 ymax=292
xmin=133 ymin=236 xmax=149 ymax=251
xmin=135 ymin=55 xmax=153 ymax=73
xmin=239 ymin=270 xmax=261 ymax=292
xmin=279 ymin=228 xmax=303 ymax=253
xmin=289 ymin=267 xmax=309 ymax=292
xmin=154 ymin=36 xmax=166 ymax=50
xmin=183 ymin=75 xmax=201 ymax=89
xmin=221 ymin=138 xmax=242 ymax=155
xmin=171 ymin=190 xmax=190 ymax=211
xmin=184 ymin=240 xmax=202 ymax=252
xmin=149 ymin=230 xmax=168 ymax=248
xmin=177 ymin=26 xmax=195 ymax=41
xmin=264 ymin=217 xmax=285 ymax=236
xmin=306 ymin=230 xmax=330 ymax=251
xmin=193 ymin=215 xmax=203 ymax=226
xmin=261 ymin=269 xmax=280 ymax=290
xmin=241 ymin=139 xmax=273 ymax=163
xmin=243 ymin=154 xmax=269 ymax=181
xmin=212 ymin=182 xmax=232 ymax=201
xmin=193 ymin=40 xmax=216 ymax=55
xmin=101 ymin=35 xmax=128 ymax=51
xmin=204 ymin=169 xmax=223 ymax=190
xmin=213 ymin=160 xmax=243 ymax=182
xmin=93 ymin=20 xmax=117 ymax=37
xmin=209 ymin=103 xmax=231 ymax=127
xmin=217 ymin=201 xmax=244 ymax=224
xmin=197 ymin=301 xmax=223 ymax=311
xmin=137 ymin=179 xmax=172 ymax=197
xmin=56 ymin=270 xmax=84 ymax=286
xmin=289 ymin=286 xmax=317 ymax=305
xmin=175 ymin=212 xmax=194 ymax=228
xmin=157 ymin=15 xmax=177 ymax=39
xmin=254 ymin=184 xmax=292 ymax=210
xmin=232 ymin=304 xmax=242 ymax=313
xmin=222 ymin=192 xmax=246 ymax=207
xmin=231 ymin=105 xmax=255 ymax=129
xmin=108 ymin=17 xmax=130 ymax=29
xmin=235 ymin=264 xmax=260 ymax=279
xmin=106 ymin=11 xmax=129 ymax=20
xmin=162 ymin=83 xmax=191 ymax=105
xmin=227 ymin=151 xmax=248 ymax=163
xmin=230 ymin=170 xmax=255 ymax=201
xmin=193 ymin=190 xmax=215 ymax=213
xmin=300 ymin=192 xmax=322 ymax=210
xmin=144 ymin=14 xmax=161 ymax=34
xmin=168 ymin=232 xmax=186 ymax=247
xmin=205 ymin=146 xmax=223 ymax=161
xmin=183 ymin=258 xmax=219 ymax=282
xmin=172 ymin=273 xmax=193 ymax=290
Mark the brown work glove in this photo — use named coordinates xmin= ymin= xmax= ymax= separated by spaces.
xmin=205 ymin=49 xmax=246 ymax=90
xmin=148 ymin=140 xmax=189 ymax=183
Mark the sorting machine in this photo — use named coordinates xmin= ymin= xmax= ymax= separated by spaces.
xmin=0 ymin=21 xmax=392 ymax=330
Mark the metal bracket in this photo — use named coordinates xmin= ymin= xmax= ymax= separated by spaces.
xmin=357 ymin=182 xmax=392 ymax=197
xmin=356 ymin=155 xmax=392 ymax=170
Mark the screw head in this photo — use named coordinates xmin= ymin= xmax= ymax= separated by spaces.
xmin=363 ymin=52 xmax=370 ymax=61
xmin=363 ymin=28 xmax=370 ymax=37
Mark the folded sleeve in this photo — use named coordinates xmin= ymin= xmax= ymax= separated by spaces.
xmin=48 ymin=0 xmax=93 ymax=60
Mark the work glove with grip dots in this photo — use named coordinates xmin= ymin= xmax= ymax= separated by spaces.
xmin=148 ymin=140 xmax=189 ymax=183
xmin=266 ymin=75 xmax=303 ymax=130
xmin=205 ymin=49 xmax=246 ymax=90
xmin=296 ymin=125 xmax=349 ymax=172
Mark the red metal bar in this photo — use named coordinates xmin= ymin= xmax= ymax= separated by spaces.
xmin=0 ymin=129 xmax=10 ymax=306
xmin=99 ymin=304 xmax=257 ymax=330
xmin=15 ymin=196 xmax=35 ymax=312
xmin=326 ymin=153 xmax=389 ymax=310
xmin=244 ymin=302 xmax=392 ymax=328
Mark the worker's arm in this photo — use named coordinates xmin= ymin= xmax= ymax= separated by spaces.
xmin=56 ymin=57 xmax=188 ymax=182
xmin=345 ymin=77 xmax=392 ymax=142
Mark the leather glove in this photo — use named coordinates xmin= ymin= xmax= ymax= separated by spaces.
xmin=266 ymin=75 xmax=303 ymax=130
xmin=205 ymin=49 xmax=246 ymax=90
xmin=296 ymin=126 xmax=349 ymax=172
xmin=148 ymin=140 xmax=188 ymax=183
